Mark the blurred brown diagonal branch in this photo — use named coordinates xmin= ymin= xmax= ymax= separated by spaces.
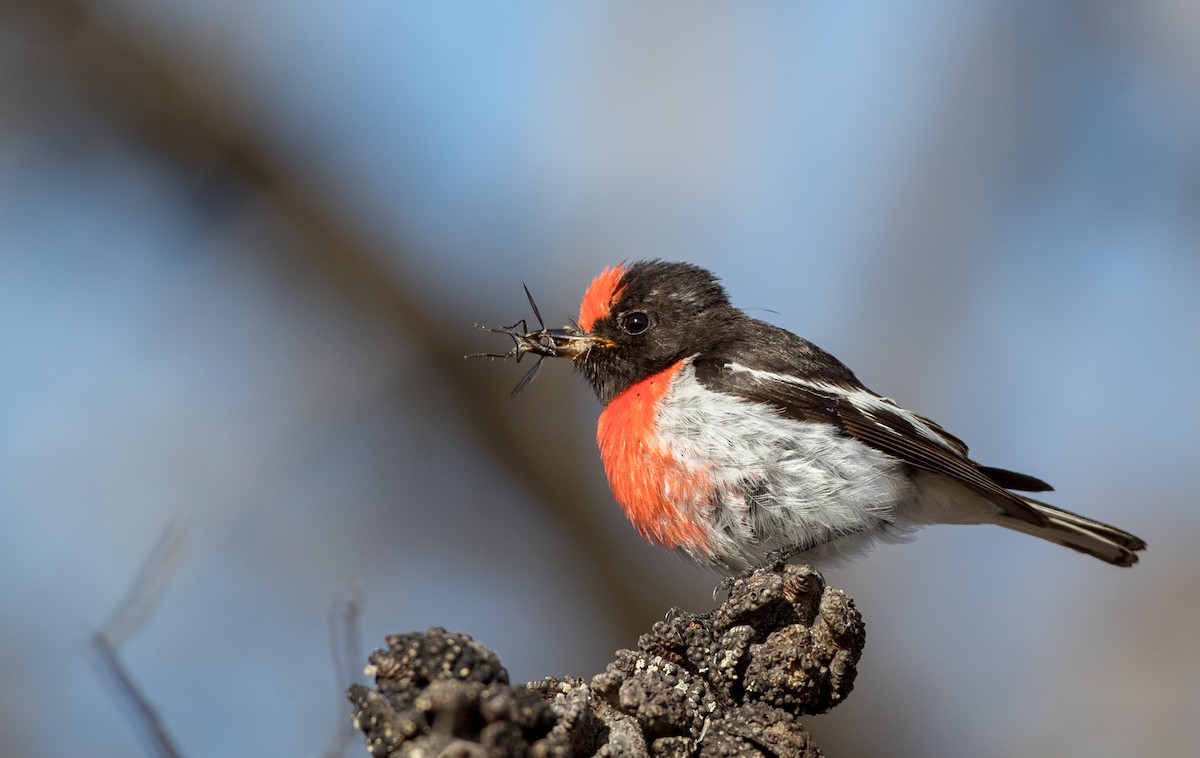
xmin=11 ymin=0 xmax=670 ymax=635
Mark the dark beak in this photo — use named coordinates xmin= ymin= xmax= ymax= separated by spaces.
xmin=519 ymin=327 xmax=613 ymax=360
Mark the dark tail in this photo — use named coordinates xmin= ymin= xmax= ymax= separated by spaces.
xmin=997 ymin=497 xmax=1146 ymax=567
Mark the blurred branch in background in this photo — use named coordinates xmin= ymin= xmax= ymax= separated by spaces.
xmin=12 ymin=0 xmax=669 ymax=636
xmin=92 ymin=531 xmax=364 ymax=758
xmin=321 ymin=589 xmax=365 ymax=758
xmin=91 ymin=522 xmax=187 ymax=758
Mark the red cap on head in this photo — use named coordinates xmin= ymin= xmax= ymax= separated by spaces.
xmin=578 ymin=264 xmax=626 ymax=332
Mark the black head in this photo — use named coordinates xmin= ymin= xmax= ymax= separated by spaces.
xmin=568 ymin=260 xmax=743 ymax=404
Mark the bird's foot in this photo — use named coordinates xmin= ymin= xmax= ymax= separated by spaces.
xmin=761 ymin=545 xmax=801 ymax=568
xmin=712 ymin=546 xmax=800 ymax=600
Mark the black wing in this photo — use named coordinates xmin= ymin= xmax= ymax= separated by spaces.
xmin=693 ymin=355 xmax=1050 ymax=527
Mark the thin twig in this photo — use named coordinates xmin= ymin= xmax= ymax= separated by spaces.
xmin=320 ymin=588 xmax=365 ymax=758
xmin=91 ymin=521 xmax=187 ymax=758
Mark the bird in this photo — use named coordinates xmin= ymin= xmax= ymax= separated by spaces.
xmin=497 ymin=260 xmax=1146 ymax=572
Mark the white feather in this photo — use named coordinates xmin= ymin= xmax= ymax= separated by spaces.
xmin=653 ymin=359 xmax=920 ymax=570
xmin=726 ymin=361 xmax=960 ymax=450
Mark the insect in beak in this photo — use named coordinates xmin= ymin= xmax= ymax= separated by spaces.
xmin=468 ymin=284 xmax=609 ymax=397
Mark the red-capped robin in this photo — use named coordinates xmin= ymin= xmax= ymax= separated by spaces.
xmin=492 ymin=260 xmax=1145 ymax=572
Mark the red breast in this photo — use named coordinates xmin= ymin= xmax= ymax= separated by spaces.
xmin=595 ymin=360 xmax=711 ymax=553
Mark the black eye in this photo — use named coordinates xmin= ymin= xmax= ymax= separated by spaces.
xmin=621 ymin=311 xmax=651 ymax=335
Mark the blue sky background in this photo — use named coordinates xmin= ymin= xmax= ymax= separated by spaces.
xmin=2 ymin=2 xmax=1198 ymax=756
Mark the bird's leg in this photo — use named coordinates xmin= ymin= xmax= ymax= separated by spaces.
xmin=711 ymin=545 xmax=803 ymax=600
xmin=761 ymin=545 xmax=802 ymax=567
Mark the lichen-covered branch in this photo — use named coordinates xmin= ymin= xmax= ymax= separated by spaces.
xmin=348 ymin=564 xmax=864 ymax=757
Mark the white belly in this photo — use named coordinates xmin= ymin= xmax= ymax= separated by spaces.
xmin=654 ymin=361 xmax=919 ymax=570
